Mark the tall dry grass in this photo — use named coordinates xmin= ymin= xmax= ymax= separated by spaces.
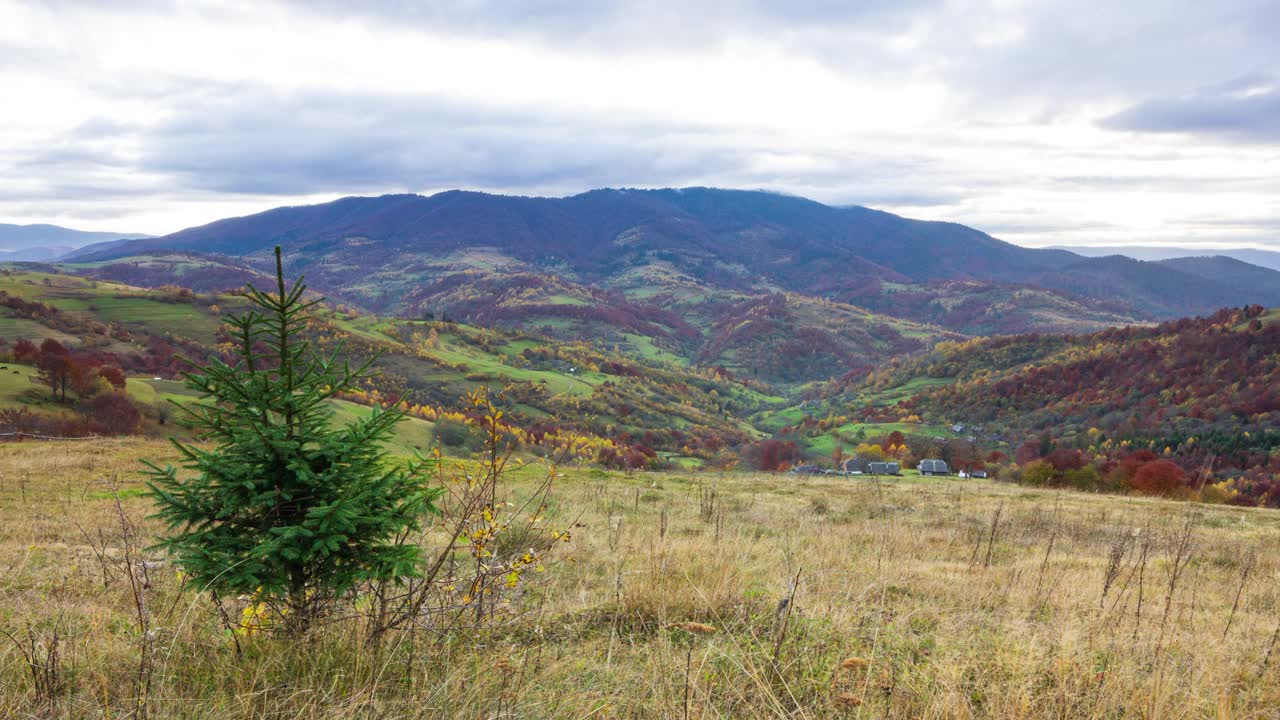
xmin=1 ymin=439 xmax=1280 ymax=718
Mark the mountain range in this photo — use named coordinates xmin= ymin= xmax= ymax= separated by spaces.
xmin=0 ymin=223 xmax=152 ymax=262
xmin=1053 ymin=245 xmax=1280 ymax=272
xmin=56 ymin=188 xmax=1280 ymax=385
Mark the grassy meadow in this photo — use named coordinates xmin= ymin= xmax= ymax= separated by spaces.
xmin=2 ymin=438 xmax=1280 ymax=718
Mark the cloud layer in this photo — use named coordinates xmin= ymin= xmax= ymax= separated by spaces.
xmin=1 ymin=0 xmax=1278 ymax=250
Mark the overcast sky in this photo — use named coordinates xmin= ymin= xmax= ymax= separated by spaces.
xmin=2 ymin=0 xmax=1279 ymax=249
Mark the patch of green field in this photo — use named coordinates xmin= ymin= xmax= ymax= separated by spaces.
xmin=622 ymin=286 xmax=662 ymax=299
xmin=0 ymin=314 xmax=80 ymax=345
xmin=753 ymin=405 xmax=807 ymax=432
xmin=0 ymin=364 xmax=45 ymax=406
xmin=861 ymin=376 xmax=955 ymax=406
xmin=0 ymin=271 xmax=225 ymax=342
xmin=62 ymin=253 xmax=221 ymax=272
xmin=834 ymin=421 xmax=949 ymax=438
xmin=663 ymin=455 xmax=704 ymax=470
xmin=0 ymin=365 xmax=192 ymax=418
xmin=130 ymin=378 xmax=203 ymax=409
xmin=800 ymin=421 xmax=951 ymax=460
xmin=328 ymin=400 xmax=436 ymax=456
xmin=130 ymin=378 xmax=435 ymax=454
xmin=0 ymin=271 xmax=134 ymax=304
xmin=620 ymin=333 xmax=688 ymax=366
xmin=428 ymin=347 xmax=599 ymax=396
xmin=530 ymin=318 xmax=573 ymax=331
xmin=87 ymin=297 xmax=222 ymax=341
xmin=805 ymin=433 xmax=839 ymax=458
xmin=499 ymin=338 xmax=541 ymax=355
xmin=1251 ymin=309 xmax=1280 ymax=328
xmin=326 ymin=313 xmax=401 ymax=343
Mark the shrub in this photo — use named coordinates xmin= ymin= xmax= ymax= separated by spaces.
xmin=1131 ymin=460 xmax=1187 ymax=497
xmin=1045 ymin=448 xmax=1085 ymax=472
xmin=1063 ymin=466 xmax=1101 ymax=491
xmin=433 ymin=417 xmax=476 ymax=449
xmin=1022 ymin=460 xmax=1057 ymax=486
xmin=83 ymin=391 xmax=141 ymax=435
xmin=96 ymin=365 xmax=127 ymax=390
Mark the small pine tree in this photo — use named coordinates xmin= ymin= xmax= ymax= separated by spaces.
xmin=146 ymin=247 xmax=440 ymax=632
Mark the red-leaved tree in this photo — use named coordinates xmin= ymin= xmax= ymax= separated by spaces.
xmin=1131 ymin=460 xmax=1187 ymax=496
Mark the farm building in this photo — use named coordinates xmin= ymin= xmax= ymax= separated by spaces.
xmin=841 ymin=457 xmax=866 ymax=474
xmin=867 ymin=461 xmax=900 ymax=476
xmin=790 ymin=464 xmax=827 ymax=475
xmin=919 ymin=459 xmax=950 ymax=476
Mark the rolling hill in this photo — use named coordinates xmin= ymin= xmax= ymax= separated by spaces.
xmin=1156 ymin=255 xmax=1280 ymax=291
xmin=818 ymin=306 xmax=1280 ymax=490
xmin=1028 ymin=254 xmax=1280 ymax=316
xmin=0 ymin=267 xmax=776 ymax=467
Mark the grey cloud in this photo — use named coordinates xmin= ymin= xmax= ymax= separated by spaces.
xmin=17 ymin=87 xmax=755 ymax=197
xmin=9 ymin=0 xmax=1280 ymax=244
xmin=1 ymin=203 xmax=145 ymax=221
xmin=16 ymin=146 xmax=131 ymax=171
xmin=1049 ymin=173 xmax=1278 ymax=193
xmin=350 ymin=0 xmax=1280 ymax=118
xmin=979 ymin=219 xmax=1122 ymax=235
xmin=1181 ymin=216 xmax=1280 ymax=232
xmin=1101 ymin=82 xmax=1280 ymax=142
xmin=842 ymin=190 xmax=971 ymax=208
xmin=18 ymin=0 xmax=1280 ymax=127
xmin=11 ymin=81 xmax=981 ymax=220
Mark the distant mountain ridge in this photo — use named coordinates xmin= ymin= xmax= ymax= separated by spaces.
xmin=0 ymin=223 xmax=153 ymax=262
xmin=0 ymin=223 xmax=151 ymax=250
xmin=1050 ymin=245 xmax=1280 ymax=272
xmin=75 ymin=188 xmax=1078 ymax=283
xmin=59 ymin=188 xmax=1280 ymax=384
xmin=76 ymin=188 xmax=1280 ymax=318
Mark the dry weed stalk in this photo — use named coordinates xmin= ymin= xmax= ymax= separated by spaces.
xmin=970 ymin=502 xmax=1005 ymax=569
xmin=698 ymin=482 xmax=718 ymax=523
xmin=1132 ymin=528 xmax=1152 ymax=640
xmin=1222 ymin=545 xmax=1256 ymax=640
xmin=1100 ymin=528 xmax=1135 ymax=608
xmin=670 ymin=622 xmax=717 ymax=720
xmin=1156 ymin=511 xmax=1197 ymax=651
xmin=0 ymin=614 xmax=65 ymax=711
xmin=110 ymin=474 xmax=155 ymax=720
xmin=771 ymin=568 xmax=803 ymax=665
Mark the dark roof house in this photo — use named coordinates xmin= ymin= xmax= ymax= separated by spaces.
xmin=919 ymin=459 xmax=950 ymax=475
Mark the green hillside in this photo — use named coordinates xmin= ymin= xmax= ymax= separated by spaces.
xmin=0 ymin=266 xmax=777 ymax=467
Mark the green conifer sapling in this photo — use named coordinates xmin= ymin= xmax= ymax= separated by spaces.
xmin=146 ymin=247 xmax=440 ymax=632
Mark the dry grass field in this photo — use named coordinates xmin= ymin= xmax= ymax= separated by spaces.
xmin=3 ymin=438 xmax=1280 ymax=718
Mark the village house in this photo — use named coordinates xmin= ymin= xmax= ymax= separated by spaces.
xmin=919 ymin=458 xmax=950 ymax=476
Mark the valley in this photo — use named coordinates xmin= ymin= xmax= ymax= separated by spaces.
xmin=2 ymin=191 xmax=1279 ymax=719
xmin=2 ymin=187 xmax=1277 ymax=508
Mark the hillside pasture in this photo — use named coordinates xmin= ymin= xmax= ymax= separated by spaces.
xmin=1 ymin=438 xmax=1279 ymax=717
